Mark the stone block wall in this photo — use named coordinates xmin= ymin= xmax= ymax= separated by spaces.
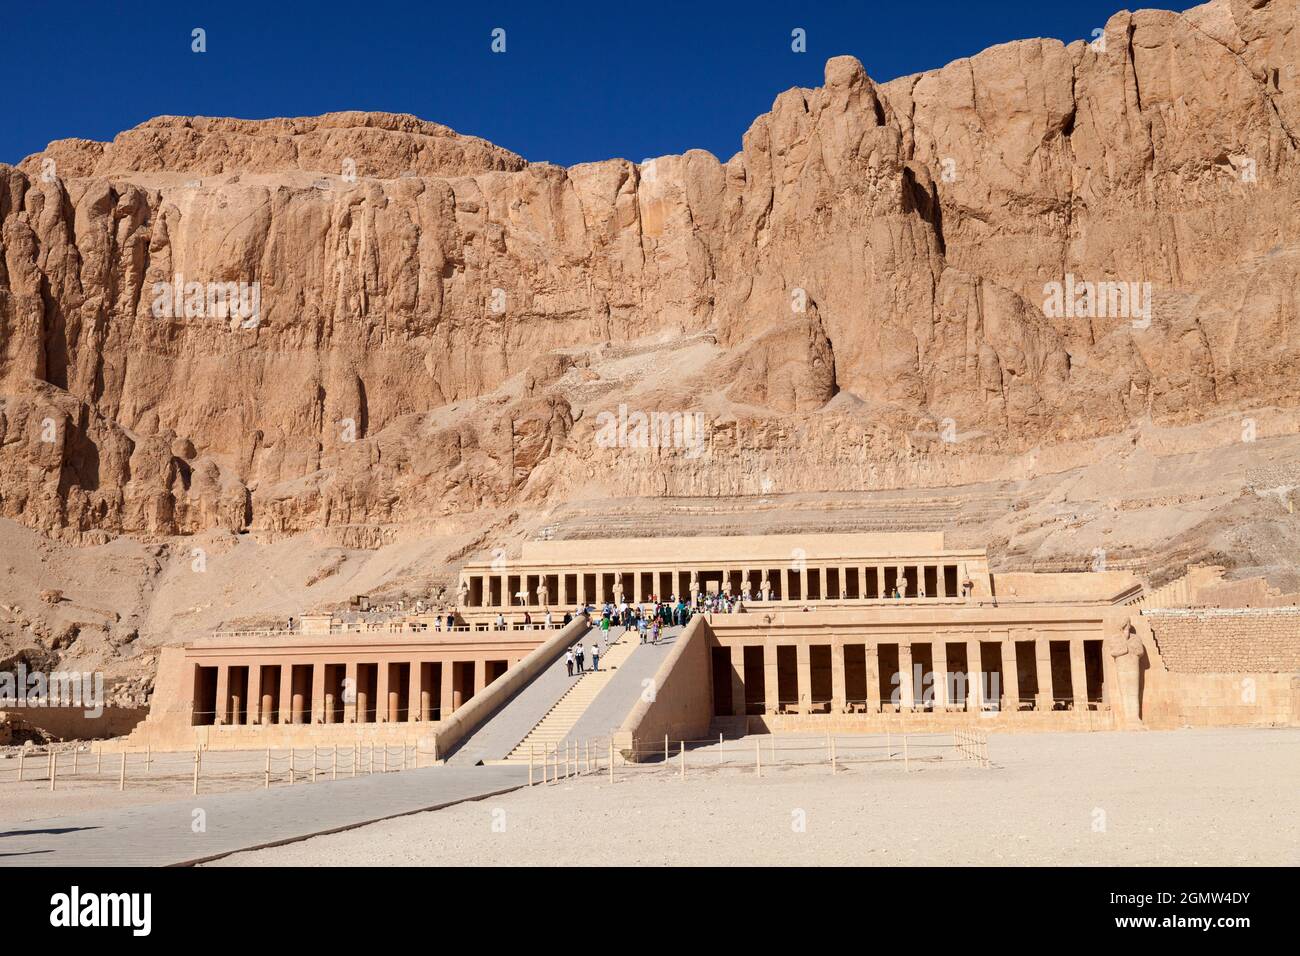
xmin=1145 ymin=608 xmax=1300 ymax=674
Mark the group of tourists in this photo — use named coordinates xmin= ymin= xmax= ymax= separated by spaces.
xmin=564 ymin=640 xmax=600 ymax=676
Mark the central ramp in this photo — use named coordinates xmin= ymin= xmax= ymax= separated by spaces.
xmin=558 ymin=626 xmax=681 ymax=748
xmin=444 ymin=624 xmax=604 ymax=765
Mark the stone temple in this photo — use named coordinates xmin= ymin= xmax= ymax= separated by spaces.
xmin=122 ymin=532 xmax=1300 ymax=758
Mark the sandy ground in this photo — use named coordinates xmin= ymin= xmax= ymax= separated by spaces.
xmin=207 ymin=728 xmax=1300 ymax=866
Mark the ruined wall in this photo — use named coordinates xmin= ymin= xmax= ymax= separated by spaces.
xmin=1147 ymin=607 xmax=1300 ymax=673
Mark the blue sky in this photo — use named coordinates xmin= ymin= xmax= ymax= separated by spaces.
xmin=4 ymin=0 xmax=1196 ymax=167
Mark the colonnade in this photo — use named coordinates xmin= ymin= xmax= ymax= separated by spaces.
xmin=194 ymin=655 xmax=521 ymax=728
xmin=713 ymin=635 xmax=1105 ymax=716
xmin=463 ymin=560 xmax=975 ymax=609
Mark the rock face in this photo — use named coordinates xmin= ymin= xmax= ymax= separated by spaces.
xmin=0 ymin=0 xmax=1297 ymax=543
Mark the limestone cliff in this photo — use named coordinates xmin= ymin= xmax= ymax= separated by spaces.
xmin=1 ymin=0 xmax=1297 ymax=544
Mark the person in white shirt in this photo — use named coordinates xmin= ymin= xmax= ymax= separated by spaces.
xmin=544 ymin=609 xmax=553 ymax=629
xmin=565 ymin=649 xmax=575 ymax=677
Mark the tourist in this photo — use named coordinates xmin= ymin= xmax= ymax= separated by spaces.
xmin=523 ymin=610 xmax=532 ymax=629
xmin=565 ymin=649 xmax=575 ymax=677
xmin=544 ymin=608 xmax=553 ymax=628
xmin=651 ymin=620 xmax=661 ymax=644
xmin=563 ymin=610 xmax=573 ymax=626
xmin=591 ymin=642 xmax=601 ymax=671
xmin=600 ymin=614 xmax=611 ymax=643
xmin=496 ymin=612 xmax=507 ymax=630
xmin=575 ymin=643 xmax=585 ymax=672
xmin=638 ymin=616 xmax=648 ymax=643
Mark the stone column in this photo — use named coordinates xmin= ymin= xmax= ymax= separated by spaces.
xmin=558 ymin=573 xmax=569 ymax=608
xmin=1002 ymin=637 xmax=1020 ymax=712
xmin=633 ymin=570 xmax=642 ymax=604
xmin=278 ymin=663 xmax=294 ymax=725
xmin=441 ymin=661 xmax=456 ymax=719
xmin=933 ymin=641 xmax=949 ymax=710
xmin=795 ymin=643 xmax=812 ymax=713
xmin=799 ymin=566 xmax=808 ymax=603
xmin=408 ymin=663 xmax=422 ymax=722
xmin=877 ymin=565 xmax=888 ymax=598
xmin=866 ymin=644 xmax=882 ymax=713
xmin=1035 ymin=638 xmax=1054 ymax=711
xmin=387 ymin=675 xmax=401 ymax=724
xmin=937 ymin=565 xmax=948 ymax=598
xmin=967 ymin=639 xmax=983 ymax=711
xmin=1070 ymin=640 xmax=1089 ymax=709
xmin=247 ymin=663 xmax=263 ymax=726
xmin=764 ymin=647 xmax=780 ymax=715
xmin=291 ymin=666 xmax=308 ymax=725
xmin=474 ymin=658 xmax=487 ymax=696
xmin=898 ymin=643 xmax=914 ymax=712
xmin=730 ymin=647 xmax=747 ymax=718
xmin=311 ymin=661 xmax=326 ymax=724
xmin=376 ymin=662 xmax=390 ymax=722
xmin=830 ymin=641 xmax=847 ymax=713
xmin=214 ymin=665 xmax=230 ymax=726
xmin=343 ymin=662 xmax=358 ymax=723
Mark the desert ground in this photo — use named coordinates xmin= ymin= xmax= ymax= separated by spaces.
xmin=205 ymin=728 xmax=1300 ymax=867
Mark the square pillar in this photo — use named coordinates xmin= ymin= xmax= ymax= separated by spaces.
xmin=898 ymin=643 xmax=914 ymax=712
xmin=967 ymin=639 xmax=983 ymax=711
xmin=474 ymin=658 xmax=487 ymax=695
xmin=933 ymin=641 xmax=949 ymax=710
xmin=1002 ymin=637 xmax=1020 ymax=711
xmin=408 ymin=662 xmax=422 ymax=722
xmin=278 ymin=663 xmax=294 ymax=725
xmin=866 ymin=644 xmax=882 ymax=713
xmin=796 ymin=643 xmax=812 ymax=713
xmin=311 ymin=661 xmax=326 ymax=724
xmin=1035 ymin=638 xmax=1054 ymax=711
xmin=214 ymin=665 xmax=231 ymax=725
xmin=440 ymin=660 xmax=455 ymax=720
xmin=1070 ymin=640 xmax=1089 ymax=709
xmin=247 ymin=662 xmax=263 ymax=725
xmin=877 ymin=565 xmax=888 ymax=598
xmin=830 ymin=642 xmax=847 ymax=713
xmin=730 ymin=648 xmax=746 ymax=718
xmin=343 ymin=661 xmax=358 ymax=723
xmin=376 ymin=661 xmax=390 ymax=722
xmin=763 ymin=647 xmax=780 ymax=715
xmin=558 ymin=573 xmax=569 ymax=607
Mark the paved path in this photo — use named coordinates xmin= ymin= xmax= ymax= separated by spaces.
xmin=0 ymin=764 xmax=529 ymax=866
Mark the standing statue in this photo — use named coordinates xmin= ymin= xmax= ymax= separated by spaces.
xmin=1105 ymin=616 xmax=1146 ymax=727
xmin=723 ymin=578 xmax=733 ymax=599
xmin=760 ymin=574 xmax=771 ymax=601
xmin=612 ymin=577 xmax=625 ymax=605
xmin=537 ymin=580 xmax=550 ymax=607
xmin=742 ymin=575 xmax=752 ymax=600
xmin=689 ymin=573 xmax=700 ymax=599
xmin=961 ymin=563 xmax=974 ymax=598
xmin=457 ymin=579 xmax=470 ymax=606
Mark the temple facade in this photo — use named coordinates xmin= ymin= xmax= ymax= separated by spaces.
xmin=120 ymin=532 xmax=1297 ymax=752
xmin=457 ymin=532 xmax=999 ymax=616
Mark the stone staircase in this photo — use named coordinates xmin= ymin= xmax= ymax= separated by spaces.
xmin=501 ymin=629 xmax=639 ymax=762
